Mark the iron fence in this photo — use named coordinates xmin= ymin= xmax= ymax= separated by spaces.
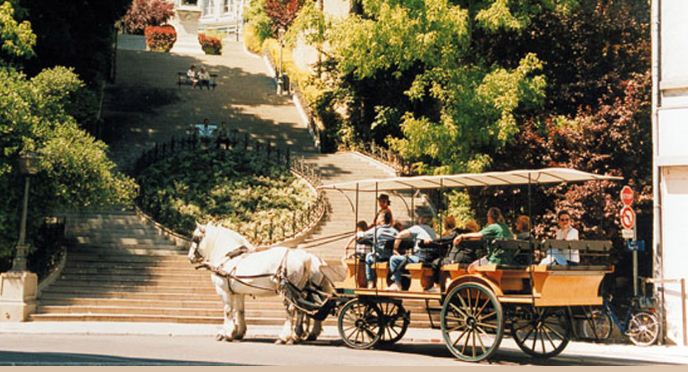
xmin=132 ymin=128 xmax=329 ymax=247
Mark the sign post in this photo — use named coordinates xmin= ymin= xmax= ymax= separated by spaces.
xmin=619 ymin=186 xmax=639 ymax=296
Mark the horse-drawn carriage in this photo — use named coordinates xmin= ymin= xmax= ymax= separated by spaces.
xmin=190 ymin=167 xmax=636 ymax=362
xmin=316 ymin=168 xmax=622 ymax=362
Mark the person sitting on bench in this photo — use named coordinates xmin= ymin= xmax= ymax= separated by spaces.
xmin=357 ymin=212 xmax=398 ymax=289
xmin=344 ymin=220 xmax=372 ymax=259
xmin=186 ymin=65 xmax=198 ymax=88
xmin=387 ymin=215 xmax=437 ymax=291
xmin=540 ymin=210 xmax=580 ymax=266
xmin=452 ymin=207 xmax=513 ymax=271
xmin=198 ymin=67 xmax=211 ymax=90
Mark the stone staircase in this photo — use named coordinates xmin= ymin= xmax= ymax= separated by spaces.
xmin=31 ymin=210 xmax=436 ymax=327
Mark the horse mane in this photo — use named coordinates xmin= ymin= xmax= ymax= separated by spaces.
xmin=203 ymin=223 xmax=256 ymax=264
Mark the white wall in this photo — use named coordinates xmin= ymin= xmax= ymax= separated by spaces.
xmin=656 ymin=0 xmax=688 ymax=345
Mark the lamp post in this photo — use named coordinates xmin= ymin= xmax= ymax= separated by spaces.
xmin=11 ymin=152 xmax=39 ymax=272
xmin=277 ymin=27 xmax=285 ymax=95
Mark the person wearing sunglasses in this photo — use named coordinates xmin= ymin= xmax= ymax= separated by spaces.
xmin=540 ymin=210 xmax=580 ymax=265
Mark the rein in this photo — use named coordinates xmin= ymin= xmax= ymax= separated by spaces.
xmin=195 ymin=248 xmax=291 ymax=294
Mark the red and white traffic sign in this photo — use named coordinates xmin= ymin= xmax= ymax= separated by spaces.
xmin=620 ymin=206 xmax=636 ymax=229
xmin=620 ymin=185 xmax=634 ymax=206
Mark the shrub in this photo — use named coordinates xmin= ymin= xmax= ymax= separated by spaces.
xmin=122 ymin=0 xmax=175 ymax=35
xmin=198 ymin=33 xmax=222 ymax=55
xmin=138 ymin=148 xmax=317 ymax=244
xmin=145 ymin=25 xmax=177 ymax=52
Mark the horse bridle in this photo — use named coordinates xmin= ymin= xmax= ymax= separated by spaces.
xmin=189 ymin=230 xmax=205 ymax=263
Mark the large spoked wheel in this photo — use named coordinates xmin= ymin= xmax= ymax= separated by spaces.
xmin=377 ymin=300 xmax=410 ymax=346
xmin=627 ymin=311 xmax=660 ymax=346
xmin=581 ymin=308 xmax=612 ymax=341
xmin=337 ymin=298 xmax=383 ymax=350
xmin=440 ymin=282 xmax=504 ymax=362
xmin=511 ymin=307 xmax=571 ymax=359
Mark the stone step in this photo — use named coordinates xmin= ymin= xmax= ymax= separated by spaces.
xmin=41 ymin=290 xmax=219 ymax=301
xmin=62 ymin=266 xmax=211 ymax=281
xmin=68 ymin=246 xmax=186 ymax=256
xmin=67 ymin=227 xmax=155 ymax=235
xmin=72 ymin=237 xmax=176 ymax=246
xmin=67 ymin=253 xmax=189 ymax=264
xmin=45 ymin=283 xmax=217 ymax=294
xmin=68 ymin=230 xmax=168 ymax=239
xmin=60 ymin=267 xmax=209 ymax=277
xmin=56 ymin=274 xmax=215 ymax=286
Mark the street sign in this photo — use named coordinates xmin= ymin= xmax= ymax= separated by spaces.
xmin=626 ymin=240 xmax=645 ymax=252
xmin=622 ymin=228 xmax=635 ymax=239
xmin=620 ymin=185 xmax=634 ymax=206
xmin=620 ymin=206 xmax=636 ymax=230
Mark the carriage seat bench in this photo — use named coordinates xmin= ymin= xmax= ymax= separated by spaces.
xmin=405 ymin=263 xmax=435 ymax=291
xmin=177 ymin=72 xmax=218 ymax=89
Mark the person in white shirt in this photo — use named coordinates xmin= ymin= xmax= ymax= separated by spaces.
xmin=540 ymin=210 xmax=580 ymax=265
xmin=186 ymin=65 xmax=198 ymax=88
xmin=198 ymin=67 xmax=211 ymax=90
xmin=388 ymin=215 xmax=437 ymax=291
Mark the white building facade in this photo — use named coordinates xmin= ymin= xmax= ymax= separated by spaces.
xmin=652 ymin=0 xmax=688 ymax=346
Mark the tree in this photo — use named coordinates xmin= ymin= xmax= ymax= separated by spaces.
xmin=122 ymin=0 xmax=175 ymax=35
xmin=328 ymin=0 xmax=561 ymax=174
xmin=264 ymin=0 xmax=304 ymax=34
xmin=0 ymin=2 xmax=137 ymax=268
xmin=0 ymin=1 xmax=35 ymax=65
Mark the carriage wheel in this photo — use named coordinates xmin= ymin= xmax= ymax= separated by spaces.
xmin=511 ymin=307 xmax=570 ymax=358
xmin=377 ymin=300 xmax=410 ymax=346
xmin=627 ymin=311 xmax=659 ymax=346
xmin=581 ymin=308 xmax=612 ymax=341
xmin=440 ymin=282 xmax=504 ymax=362
xmin=337 ymin=298 xmax=383 ymax=349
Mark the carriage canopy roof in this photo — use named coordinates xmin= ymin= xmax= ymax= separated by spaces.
xmin=317 ymin=167 xmax=622 ymax=192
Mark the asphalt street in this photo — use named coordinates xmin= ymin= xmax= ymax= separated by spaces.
xmin=0 ymin=334 xmax=678 ymax=366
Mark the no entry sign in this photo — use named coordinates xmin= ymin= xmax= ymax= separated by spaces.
xmin=620 ymin=185 xmax=634 ymax=206
xmin=620 ymin=206 xmax=636 ymax=230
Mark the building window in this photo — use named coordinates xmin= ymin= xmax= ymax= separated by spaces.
xmin=224 ymin=0 xmax=230 ymax=13
xmin=182 ymin=0 xmax=198 ymax=5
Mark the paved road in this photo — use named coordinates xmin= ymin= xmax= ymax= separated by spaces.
xmin=0 ymin=334 xmax=680 ymax=366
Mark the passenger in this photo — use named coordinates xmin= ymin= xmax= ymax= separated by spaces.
xmin=358 ymin=211 xmax=398 ymax=289
xmin=388 ymin=215 xmax=437 ymax=292
xmin=514 ymin=215 xmax=532 ymax=240
xmin=452 ymin=207 xmax=513 ymax=271
xmin=435 ymin=219 xmax=484 ymax=266
xmin=373 ymin=194 xmax=394 ymax=226
xmin=344 ymin=220 xmax=372 ymax=259
xmin=540 ymin=210 xmax=580 ymax=266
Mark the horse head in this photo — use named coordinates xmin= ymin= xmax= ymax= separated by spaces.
xmin=188 ymin=222 xmax=208 ymax=263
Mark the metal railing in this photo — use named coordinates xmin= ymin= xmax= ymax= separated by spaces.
xmin=357 ymin=141 xmax=413 ymax=176
xmin=132 ymin=128 xmax=329 ymax=247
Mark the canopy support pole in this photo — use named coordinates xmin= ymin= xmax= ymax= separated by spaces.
xmin=527 ymin=174 xmax=532 ymax=233
xmin=355 ymin=183 xmax=359 ymax=229
xmin=411 ymin=187 xmax=415 ymax=225
xmin=438 ymin=179 xmax=444 ymax=236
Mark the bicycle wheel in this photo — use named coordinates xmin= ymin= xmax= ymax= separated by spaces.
xmin=581 ymin=309 xmax=612 ymax=341
xmin=627 ymin=311 xmax=660 ymax=346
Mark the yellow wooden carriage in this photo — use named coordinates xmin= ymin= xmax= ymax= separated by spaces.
xmin=318 ymin=168 xmax=621 ymax=362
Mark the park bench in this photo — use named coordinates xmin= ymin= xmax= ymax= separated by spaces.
xmin=177 ymin=72 xmax=218 ymax=90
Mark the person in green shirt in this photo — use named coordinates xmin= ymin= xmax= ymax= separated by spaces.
xmin=452 ymin=207 xmax=514 ymax=269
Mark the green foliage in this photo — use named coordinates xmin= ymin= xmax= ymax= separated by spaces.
xmin=0 ymin=66 xmax=137 ymax=260
xmin=328 ymin=0 xmax=552 ymax=174
xmin=138 ymin=149 xmax=317 ymax=244
xmin=0 ymin=1 xmax=35 ymax=64
xmin=244 ymin=0 xmax=273 ymax=43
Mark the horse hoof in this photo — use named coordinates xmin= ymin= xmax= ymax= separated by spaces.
xmin=216 ymin=334 xmax=225 ymax=342
xmin=285 ymin=339 xmax=295 ymax=345
xmin=274 ymin=339 xmax=286 ymax=345
xmin=306 ymin=335 xmax=318 ymax=342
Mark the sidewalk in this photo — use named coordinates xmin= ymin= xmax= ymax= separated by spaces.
xmin=2 ymin=322 xmax=686 ymax=364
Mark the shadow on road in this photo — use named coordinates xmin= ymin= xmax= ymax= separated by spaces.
xmin=0 ymin=351 xmax=247 ymax=366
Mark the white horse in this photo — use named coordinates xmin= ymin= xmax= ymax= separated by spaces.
xmin=188 ymin=223 xmax=333 ymax=344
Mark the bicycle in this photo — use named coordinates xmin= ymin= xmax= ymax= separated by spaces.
xmin=581 ymin=293 xmax=660 ymax=346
